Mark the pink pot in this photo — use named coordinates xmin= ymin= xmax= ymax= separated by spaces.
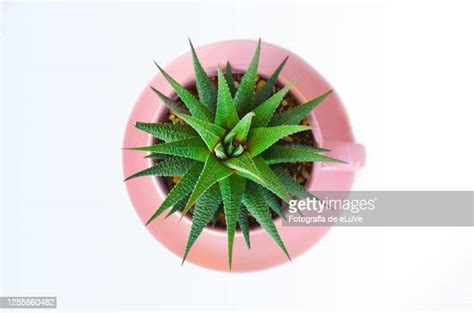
xmin=122 ymin=40 xmax=365 ymax=272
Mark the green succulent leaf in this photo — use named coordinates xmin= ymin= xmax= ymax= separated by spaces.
xmin=238 ymin=207 xmax=251 ymax=249
xmin=145 ymin=161 xmax=203 ymax=225
xmin=223 ymin=152 xmax=265 ymax=186
xmin=260 ymin=186 xmax=285 ymax=219
xmin=182 ymin=185 xmax=222 ymax=264
xmin=150 ymin=86 xmax=188 ymax=114
xmin=246 ymin=125 xmax=311 ymax=157
xmin=243 ymin=187 xmax=290 ymax=259
xmin=189 ymin=39 xmax=217 ymax=111
xmin=253 ymin=82 xmax=293 ymax=127
xmin=231 ymin=144 xmax=244 ymax=156
xmin=176 ymin=113 xmax=226 ymax=151
xmin=234 ymin=39 xmax=261 ymax=115
xmin=183 ymin=154 xmax=233 ymax=213
xmin=155 ymin=63 xmax=214 ymax=122
xmin=144 ymin=153 xmax=167 ymax=160
xmin=165 ymin=195 xmax=189 ymax=218
xmin=283 ymin=144 xmax=330 ymax=152
xmin=224 ymin=62 xmax=237 ymax=96
xmin=135 ymin=122 xmax=197 ymax=142
xmin=214 ymin=142 xmax=227 ymax=160
xmin=224 ymin=112 xmax=255 ymax=144
xmin=215 ymin=68 xmax=239 ymax=129
xmin=252 ymin=156 xmax=291 ymax=203
xmin=271 ymin=165 xmax=316 ymax=200
xmin=254 ymin=56 xmax=289 ymax=105
xmin=129 ymin=137 xmax=209 ymax=162
xmin=224 ymin=153 xmax=290 ymax=203
xmin=262 ymin=144 xmax=345 ymax=164
xmin=124 ymin=157 xmax=194 ymax=181
xmin=220 ymin=175 xmax=247 ymax=269
xmin=226 ymin=143 xmax=236 ymax=155
xmin=270 ymin=90 xmax=332 ymax=126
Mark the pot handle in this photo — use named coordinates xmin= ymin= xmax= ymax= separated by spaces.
xmin=320 ymin=141 xmax=366 ymax=172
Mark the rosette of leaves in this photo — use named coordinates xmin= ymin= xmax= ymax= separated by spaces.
xmin=126 ymin=40 xmax=343 ymax=269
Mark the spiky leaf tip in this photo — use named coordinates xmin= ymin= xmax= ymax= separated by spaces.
xmin=145 ymin=161 xmax=203 ymax=225
xmin=253 ymin=82 xmax=293 ymax=127
xmin=234 ymin=39 xmax=261 ymax=115
xmin=254 ymin=55 xmax=289 ymax=105
xmin=220 ymin=175 xmax=246 ymax=269
xmin=243 ymin=186 xmax=290 ymax=260
xmin=224 ymin=62 xmax=237 ymax=96
xmin=154 ymin=62 xmax=214 ymax=122
xmin=135 ymin=122 xmax=197 ymax=142
xmin=189 ymin=39 xmax=217 ymax=111
xmin=238 ymin=207 xmax=251 ymax=249
xmin=270 ymin=90 xmax=333 ymax=126
xmin=215 ymin=67 xmax=239 ymax=129
xmin=124 ymin=157 xmax=194 ymax=181
xmin=129 ymin=137 xmax=210 ymax=162
xmin=262 ymin=144 xmax=345 ymax=164
xmin=182 ymin=185 xmax=222 ymax=264
xmin=150 ymin=86 xmax=188 ymax=114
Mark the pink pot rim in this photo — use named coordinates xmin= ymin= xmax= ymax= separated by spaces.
xmin=122 ymin=39 xmax=365 ymax=272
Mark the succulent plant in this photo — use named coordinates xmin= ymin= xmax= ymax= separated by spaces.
xmin=126 ymin=40 xmax=343 ymax=269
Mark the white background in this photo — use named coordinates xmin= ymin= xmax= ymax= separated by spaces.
xmin=1 ymin=0 xmax=473 ymax=311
